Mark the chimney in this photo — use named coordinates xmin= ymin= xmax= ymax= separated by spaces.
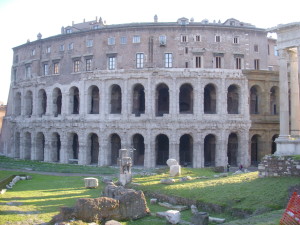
xmin=154 ymin=14 xmax=158 ymax=23
xmin=37 ymin=33 xmax=42 ymax=40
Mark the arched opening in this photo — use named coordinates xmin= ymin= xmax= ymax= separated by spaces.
xmin=132 ymin=134 xmax=145 ymax=166
xmin=24 ymin=91 xmax=33 ymax=117
xmin=88 ymin=86 xmax=100 ymax=114
xmin=110 ymin=85 xmax=122 ymax=114
xmin=14 ymin=92 xmax=21 ymax=116
xmin=71 ymin=133 xmax=79 ymax=160
xmin=204 ymin=84 xmax=216 ymax=114
xmin=155 ymin=134 xmax=169 ymax=165
xmin=250 ymin=85 xmax=261 ymax=114
xmin=24 ymin=132 xmax=31 ymax=159
xmin=51 ymin=132 xmax=61 ymax=162
xmin=14 ymin=132 xmax=20 ymax=158
xmin=132 ymin=84 xmax=145 ymax=116
xmin=251 ymin=134 xmax=261 ymax=166
xmin=36 ymin=132 xmax=45 ymax=161
xmin=89 ymin=133 xmax=99 ymax=164
xmin=156 ymin=83 xmax=169 ymax=116
xmin=227 ymin=85 xmax=239 ymax=114
xmin=227 ymin=133 xmax=238 ymax=166
xmin=52 ymin=88 xmax=62 ymax=117
xmin=69 ymin=87 xmax=80 ymax=114
xmin=204 ymin=134 xmax=216 ymax=167
xmin=111 ymin=134 xmax=121 ymax=165
xmin=272 ymin=134 xmax=279 ymax=154
xmin=179 ymin=84 xmax=193 ymax=114
xmin=270 ymin=86 xmax=279 ymax=115
xmin=179 ymin=134 xmax=193 ymax=167
xmin=38 ymin=89 xmax=47 ymax=116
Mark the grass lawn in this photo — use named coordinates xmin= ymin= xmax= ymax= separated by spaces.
xmin=0 ymin=156 xmax=117 ymax=175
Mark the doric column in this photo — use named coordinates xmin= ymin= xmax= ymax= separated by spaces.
xmin=289 ymin=48 xmax=300 ymax=137
xmin=278 ymin=49 xmax=290 ymax=138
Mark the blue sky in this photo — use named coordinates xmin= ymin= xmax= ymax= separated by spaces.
xmin=0 ymin=0 xmax=299 ymax=104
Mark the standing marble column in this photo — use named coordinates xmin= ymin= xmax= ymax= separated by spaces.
xmin=289 ymin=48 xmax=300 ymax=137
xmin=278 ymin=49 xmax=290 ymax=138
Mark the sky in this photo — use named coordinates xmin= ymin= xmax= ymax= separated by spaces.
xmin=0 ymin=0 xmax=299 ymax=104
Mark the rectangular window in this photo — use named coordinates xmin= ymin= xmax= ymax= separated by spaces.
xmin=86 ymin=39 xmax=93 ymax=47
xmin=159 ymin=35 xmax=167 ymax=45
xmin=185 ymin=47 xmax=188 ymax=54
xmin=86 ymin=58 xmax=92 ymax=71
xmin=66 ymin=28 xmax=72 ymax=34
xmin=120 ymin=36 xmax=127 ymax=44
xmin=215 ymin=56 xmax=221 ymax=68
xmin=181 ymin=35 xmax=188 ymax=42
xmin=136 ymin=53 xmax=144 ymax=69
xmin=133 ymin=35 xmax=141 ymax=43
xmin=25 ymin=65 xmax=31 ymax=78
xmin=185 ymin=62 xmax=188 ymax=68
xmin=274 ymin=46 xmax=279 ymax=56
xmin=43 ymin=64 xmax=49 ymax=75
xmin=233 ymin=36 xmax=239 ymax=44
xmin=46 ymin=46 xmax=51 ymax=53
xmin=254 ymin=59 xmax=260 ymax=70
xmin=215 ymin=35 xmax=221 ymax=42
xmin=165 ymin=53 xmax=173 ymax=68
xmin=108 ymin=57 xmax=116 ymax=70
xmin=13 ymin=69 xmax=17 ymax=81
xmin=195 ymin=35 xmax=201 ymax=42
xmin=74 ymin=60 xmax=80 ymax=72
xmin=236 ymin=57 xmax=242 ymax=69
xmin=196 ymin=56 xmax=201 ymax=68
xmin=31 ymin=49 xmax=36 ymax=56
xmin=68 ymin=42 xmax=74 ymax=50
xmin=53 ymin=62 xmax=59 ymax=74
xmin=108 ymin=37 xmax=115 ymax=45
xmin=59 ymin=44 xmax=64 ymax=51
xmin=254 ymin=44 xmax=259 ymax=52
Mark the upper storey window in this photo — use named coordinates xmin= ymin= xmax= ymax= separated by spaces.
xmin=14 ymin=55 xmax=19 ymax=64
xmin=86 ymin=58 xmax=92 ymax=71
xmin=25 ymin=64 xmax=31 ymax=78
xmin=86 ymin=39 xmax=93 ymax=47
xmin=120 ymin=37 xmax=127 ymax=44
xmin=133 ymin=35 xmax=141 ymax=43
xmin=66 ymin=28 xmax=72 ymax=34
xmin=31 ymin=49 xmax=36 ymax=56
xmin=181 ymin=35 xmax=188 ymax=43
xmin=233 ymin=36 xmax=239 ymax=44
xmin=53 ymin=62 xmax=59 ymax=74
xmin=215 ymin=35 xmax=221 ymax=43
xmin=46 ymin=46 xmax=51 ymax=53
xmin=195 ymin=35 xmax=201 ymax=42
xmin=108 ymin=37 xmax=115 ymax=45
xmin=73 ymin=59 xmax=80 ymax=73
xmin=159 ymin=35 xmax=167 ymax=46
xmin=254 ymin=44 xmax=259 ymax=52
xmin=108 ymin=56 xmax=116 ymax=70
xmin=43 ymin=63 xmax=49 ymax=76
xmin=136 ymin=53 xmax=144 ymax=69
xmin=68 ymin=42 xmax=74 ymax=50
xmin=274 ymin=46 xmax=279 ymax=56
xmin=59 ymin=44 xmax=64 ymax=51
xmin=165 ymin=53 xmax=173 ymax=68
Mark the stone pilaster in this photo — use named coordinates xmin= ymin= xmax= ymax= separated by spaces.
xmin=193 ymin=133 xmax=203 ymax=168
xmin=60 ymin=133 xmax=69 ymax=164
xmin=78 ymin=132 xmax=87 ymax=165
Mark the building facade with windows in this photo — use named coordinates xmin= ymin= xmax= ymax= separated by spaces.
xmin=0 ymin=16 xmax=279 ymax=168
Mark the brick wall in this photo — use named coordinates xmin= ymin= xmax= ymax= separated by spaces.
xmin=258 ymin=155 xmax=300 ymax=177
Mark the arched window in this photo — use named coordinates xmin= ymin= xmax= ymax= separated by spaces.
xmin=227 ymin=85 xmax=239 ymax=114
xmin=14 ymin=92 xmax=21 ymax=116
xmin=132 ymin=84 xmax=145 ymax=116
xmin=250 ymin=85 xmax=261 ymax=114
xmin=155 ymin=134 xmax=169 ymax=165
xmin=70 ymin=133 xmax=79 ymax=160
xmin=227 ymin=133 xmax=238 ymax=166
xmin=179 ymin=84 xmax=193 ymax=114
xmin=51 ymin=132 xmax=61 ymax=162
xmin=271 ymin=134 xmax=279 ymax=154
xmin=14 ymin=132 xmax=20 ymax=158
xmin=204 ymin=134 xmax=216 ymax=167
xmin=89 ymin=133 xmax=99 ymax=164
xmin=24 ymin=132 xmax=32 ymax=159
xmin=110 ymin=134 xmax=121 ymax=165
xmin=156 ymin=83 xmax=169 ymax=116
xmin=25 ymin=91 xmax=33 ymax=117
xmin=88 ymin=86 xmax=100 ymax=114
xmin=204 ymin=84 xmax=216 ymax=114
xmin=110 ymin=85 xmax=122 ymax=114
xmin=36 ymin=132 xmax=45 ymax=161
xmin=38 ymin=89 xmax=47 ymax=116
xmin=251 ymin=134 xmax=261 ymax=166
xmin=69 ymin=87 xmax=80 ymax=114
xmin=179 ymin=134 xmax=193 ymax=166
xmin=52 ymin=88 xmax=62 ymax=117
xmin=132 ymin=134 xmax=145 ymax=166
xmin=270 ymin=86 xmax=279 ymax=115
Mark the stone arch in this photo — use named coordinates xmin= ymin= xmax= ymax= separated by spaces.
xmin=204 ymin=134 xmax=216 ymax=167
xmin=271 ymin=134 xmax=279 ymax=154
xmin=132 ymin=133 xmax=145 ymax=166
xmin=88 ymin=133 xmax=99 ymax=164
xmin=36 ymin=132 xmax=45 ymax=161
xmin=51 ymin=132 xmax=61 ymax=162
xmin=155 ymin=134 xmax=169 ymax=165
xmin=37 ymin=89 xmax=47 ymax=116
xmin=179 ymin=83 xmax=193 ymax=114
xmin=227 ymin=84 xmax=240 ymax=114
xmin=110 ymin=85 xmax=122 ymax=114
xmin=204 ymin=83 xmax=217 ymax=114
xmin=24 ymin=132 xmax=32 ymax=159
xmin=68 ymin=133 xmax=79 ymax=160
xmin=14 ymin=92 xmax=21 ymax=116
xmin=14 ymin=132 xmax=20 ymax=158
xmin=24 ymin=90 xmax=33 ymax=116
xmin=156 ymin=83 xmax=169 ymax=116
xmin=270 ymin=86 xmax=279 ymax=115
xmin=88 ymin=85 xmax=100 ymax=114
xmin=250 ymin=85 xmax=262 ymax=114
xmin=52 ymin=88 xmax=62 ymax=117
xmin=251 ymin=134 xmax=262 ymax=166
xmin=227 ymin=133 xmax=238 ymax=166
xmin=69 ymin=87 xmax=80 ymax=114
xmin=132 ymin=84 xmax=145 ymax=116
xmin=110 ymin=133 xmax=121 ymax=165
xmin=179 ymin=134 xmax=193 ymax=166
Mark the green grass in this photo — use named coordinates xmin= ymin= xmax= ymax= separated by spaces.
xmin=0 ymin=156 xmax=117 ymax=175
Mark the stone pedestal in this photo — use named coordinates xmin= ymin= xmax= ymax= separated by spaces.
xmin=84 ymin=177 xmax=98 ymax=188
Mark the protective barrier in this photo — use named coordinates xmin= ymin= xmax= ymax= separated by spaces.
xmin=280 ymin=192 xmax=300 ymax=225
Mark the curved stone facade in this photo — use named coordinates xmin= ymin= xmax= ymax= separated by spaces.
xmin=0 ymin=17 xmax=280 ymax=168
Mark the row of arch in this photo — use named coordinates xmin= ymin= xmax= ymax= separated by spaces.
xmin=13 ymin=131 xmax=278 ymax=167
xmin=14 ymin=83 xmax=242 ymax=117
